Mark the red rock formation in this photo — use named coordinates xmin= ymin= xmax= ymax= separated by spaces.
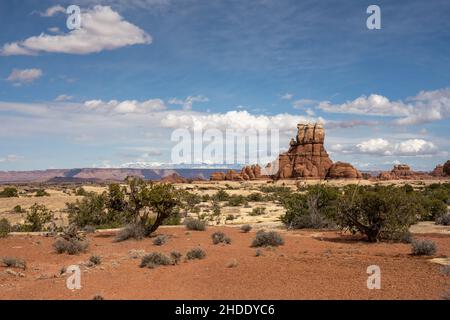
xmin=210 ymin=172 xmax=226 ymax=181
xmin=276 ymin=123 xmax=334 ymax=179
xmin=378 ymin=164 xmax=430 ymax=180
xmin=328 ymin=162 xmax=362 ymax=179
xmin=161 ymin=173 xmax=187 ymax=183
xmin=444 ymin=161 xmax=450 ymax=176
xmin=431 ymin=165 xmax=444 ymax=177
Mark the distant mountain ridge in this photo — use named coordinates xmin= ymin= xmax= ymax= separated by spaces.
xmin=0 ymin=168 xmax=230 ymax=183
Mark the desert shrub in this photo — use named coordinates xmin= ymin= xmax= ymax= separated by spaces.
xmin=170 ymin=251 xmax=182 ymax=264
xmin=92 ymin=295 xmax=104 ymax=300
xmin=211 ymin=231 xmax=231 ymax=244
xmin=240 ymin=224 xmax=252 ymax=233
xmin=67 ymin=193 xmax=116 ymax=228
xmin=441 ymin=265 xmax=450 ymax=277
xmin=54 ymin=238 xmax=89 ymax=255
xmin=13 ymin=205 xmax=24 ymax=213
xmin=1 ymin=257 xmax=26 ymax=270
xmin=227 ymin=195 xmax=247 ymax=207
xmin=152 ymin=235 xmax=168 ymax=246
xmin=54 ymin=224 xmax=89 ymax=255
xmin=436 ymin=213 xmax=450 ymax=226
xmin=177 ymin=190 xmax=202 ymax=214
xmin=0 ymin=187 xmax=18 ymax=198
xmin=186 ymin=247 xmax=206 ymax=260
xmin=251 ymin=230 xmax=284 ymax=247
xmin=140 ymin=252 xmax=172 ymax=268
xmin=246 ymin=192 xmax=264 ymax=202
xmin=35 ymin=189 xmax=50 ymax=197
xmin=185 ymin=218 xmax=206 ymax=231
xmin=114 ymin=224 xmax=144 ymax=242
xmin=212 ymin=201 xmax=221 ymax=216
xmin=212 ymin=190 xmax=230 ymax=202
xmin=411 ymin=239 xmax=437 ymax=256
xmin=281 ymin=185 xmax=339 ymax=229
xmin=421 ymin=198 xmax=448 ymax=220
xmin=250 ymin=207 xmax=266 ymax=216
xmin=201 ymin=194 xmax=211 ymax=202
xmin=0 ymin=218 xmax=11 ymax=238
xmin=75 ymin=187 xmax=89 ymax=196
xmin=22 ymin=203 xmax=52 ymax=232
xmin=225 ymin=214 xmax=235 ymax=221
xmin=336 ymin=185 xmax=420 ymax=242
xmin=89 ymin=255 xmax=102 ymax=265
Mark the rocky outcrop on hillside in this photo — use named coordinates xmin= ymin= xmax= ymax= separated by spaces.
xmin=431 ymin=165 xmax=444 ymax=177
xmin=444 ymin=161 xmax=450 ymax=176
xmin=161 ymin=173 xmax=187 ymax=183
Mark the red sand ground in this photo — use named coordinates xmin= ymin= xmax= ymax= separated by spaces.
xmin=0 ymin=227 xmax=449 ymax=300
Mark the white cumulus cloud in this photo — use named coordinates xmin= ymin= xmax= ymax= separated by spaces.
xmin=356 ymin=138 xmax=437 ymax=156
xmin=84 ymin=99 xmax=166 ymax=114
xmin=168 ymin=95 xmax=209 ymax=110
xmin=1 ymin=6 xmax=151 ymax=56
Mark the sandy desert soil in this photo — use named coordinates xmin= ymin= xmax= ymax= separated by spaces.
xmin=0 ymin=226 xmax=449 ymax=300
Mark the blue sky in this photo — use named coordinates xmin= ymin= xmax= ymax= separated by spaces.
xmin=1 ymin=0 xmax=450 ymax=171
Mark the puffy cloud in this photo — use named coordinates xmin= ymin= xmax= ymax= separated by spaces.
xmin=84 ymin=99 xmax=166 ymax=114
xmin=355 ymin=138 xmax=438 ymax=156
xmin=1 ymin=6 xmax=151 ymax=56
xmin=168 ymin=95 xmax=209 ymax=110
xmin=316 ymin=88 xmax=450 ymax=125
xmin=6 ymin=68 xmax=43 ymax=85
xmin=318 ymin=94 xmax=410 ymax=116
xmin=161 ymin=110 xmax=319 ymax=132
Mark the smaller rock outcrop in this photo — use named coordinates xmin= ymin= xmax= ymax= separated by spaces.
xmin=431 ymin=165 xmax=444 ymax=177
xmin=378 ymin=164 xmax=428 ymax=180
xmin=444 ymin=160 xmax=450 ymax=176
xmin=161 ymin=173 xmax=187 ymax=183
xmin=210 ymin=172 xmax=226 ymax=181
xmin=328 ymin=162 xmax=362 ymax=179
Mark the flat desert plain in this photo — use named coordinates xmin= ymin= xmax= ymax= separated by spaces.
xmin=0 ymin=180 xmax=449 ymax=300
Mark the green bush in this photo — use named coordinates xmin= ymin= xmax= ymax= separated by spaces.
xmin=251 ymin=230 xmax=284 ymax=247
xmin=53 ymin=224 xmax=89 ymax=255
xmin=0 ymin=187 xmax=18 ymax=198
xmin=186 ymin=247 xmax=206 ymax=260
xmin=0 ymin=218 xmax=11 ymax=238
xmin=140 ymin=252 xmax=172 ymax=268
xmin=227 ymin=195 xmax=247 ymax=207
xmin=246 ymin=193 xmax=264 ymax=202
xmin=22 ymin=204 xmax=52 ymax=232
xmin=13 ymin=205 xmax=24 ymax=213
xmin=211 ymin=231 xmax=231 ymax=244
xmin=35 ymin=189 xmax=50 ymax=197
xmin=1 ymin=257 xmax=26 ymax=270
xmin=75 ymin=187 xmax=89 ymax=196
xmin=185 ymin=218 xmax=206 ymax=231
xmin=281 ymin=185 xmax=339 ymax=229
xmin=240 ymin=224 xmax=252 ymax=233
xmin=170 ymin=251 xmax=183 ymax=264
xmin=249 ymin=207 xmax=266 ymax=216
xmin=212 ymin=190 xmax=230 ymax=202
xmin=152 ymin=235 xmax=168 ymax=246
xmin=336 ymin=185 xmax=420 ymax=242
xmin=411 ymin=239 xmax=437 ymax=256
